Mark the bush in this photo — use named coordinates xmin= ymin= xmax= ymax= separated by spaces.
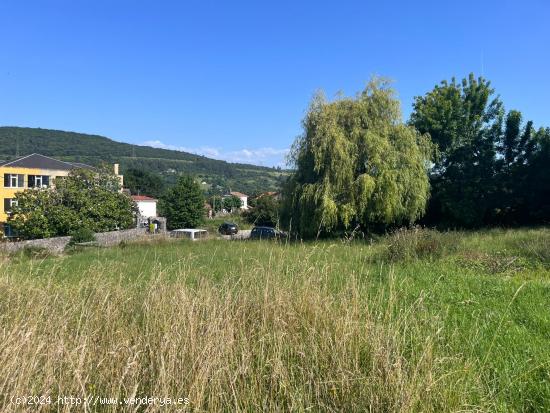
xmin=244 ymin=196 xmax=280 ymax=227
xmin=385 ymin=226 xmax=459 ymax=262
xmin=68 ymin=227 xmax=96 ymax=245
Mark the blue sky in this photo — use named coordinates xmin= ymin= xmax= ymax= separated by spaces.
xmin=1 ymin=0 xmax=548 ymax=167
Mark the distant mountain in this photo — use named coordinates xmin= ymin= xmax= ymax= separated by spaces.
xmin=0 ymin=126 xmax=287 ymax=195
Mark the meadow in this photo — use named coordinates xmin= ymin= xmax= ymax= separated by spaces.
xmin=0 ymin=228 xmax=548 ymax=412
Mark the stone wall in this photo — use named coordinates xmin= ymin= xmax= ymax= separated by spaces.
xmin=0 ymin=227 xmax=150 ymax=254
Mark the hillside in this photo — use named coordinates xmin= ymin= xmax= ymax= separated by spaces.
xmin=0 ymin=126 xmax=287 ymax=195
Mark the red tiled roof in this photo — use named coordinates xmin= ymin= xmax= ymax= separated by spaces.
xmin=131 ymin=195 xmax=157 ymax=201
xmin=230 ymin=191 xmax=247 ymax=197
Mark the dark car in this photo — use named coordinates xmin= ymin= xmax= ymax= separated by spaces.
xmin=250 ymin=226 xmax=286 ymax=240
xmin=218 ymin=222 xmax=239 ymax=235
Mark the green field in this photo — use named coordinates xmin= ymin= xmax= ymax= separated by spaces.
xmin=1 ymin=228 xmax=549 ymax=411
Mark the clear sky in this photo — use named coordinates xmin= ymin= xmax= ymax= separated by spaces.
xmin=1 ymin=0 xmax=548 ymax=167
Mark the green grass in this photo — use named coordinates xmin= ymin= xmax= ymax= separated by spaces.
xmin=0 ymin=228 xmax=549 ymax=411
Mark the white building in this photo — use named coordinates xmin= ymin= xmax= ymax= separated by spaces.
xmin=131 ymin=195 xmax=158 ymax=218
xmin=228 ymin=191 xmax=248 ymax=210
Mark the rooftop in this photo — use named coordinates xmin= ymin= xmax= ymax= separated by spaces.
xmin=131 ymin=195 xmax=158 ymax=202
xmin=0 ymin=153 xmax=94 ymax=171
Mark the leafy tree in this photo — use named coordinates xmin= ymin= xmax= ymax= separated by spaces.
xmin=410 ymin=74 xmax=502 ymax=227
xmin=209 ymin=195 xmax=224 ymax=213
xmin=282 ymin=78 xmax=433 ymax=238
xmin=9 ymin=168 xmax=135 ymax=239
xmin=411 ymin=73 xmax=545 ymax=227
xmin=245 ymin=196 xmax=280 ymax=227
xmin=222 ymin=195 xmax=242 ymax=212
xmin=123 ymin=168 xmax=165 ymax=198
xmin=488 ymin=111 xmax=539 ymax=224
xmin=159 ymin=175 xmax=204 ymax=229
xmin=522 ymin=127 xmax=550 ymax=223
xmin=7 ymin=189 xmax=61 ymax=239
xmin=68 ymin=227 xmax=96 ymax=245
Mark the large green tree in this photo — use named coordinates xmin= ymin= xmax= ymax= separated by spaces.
xmin=521 ymin=127 xmax=550 ymax=223
xmin=410 ymin=74 xmax=502 ymax=227
xmin=123 ymin=168 xmax=165 ymax=198
xmin=245 ymin=195 xmax=280 ymax=227
xmin=9 ymin=167 xmax=135 ymax=239
xmin=159 ymin=175 xmax=204 ymax=229
xmin=410 ymin=73 xmax=546 ymax=227
xmin=222 ymin=195 xmax=242 ymax=213
xmin=282 ymin=78 xmax=433 ymax=238
xmin=209 ymin=195 xmax=224 ymax=213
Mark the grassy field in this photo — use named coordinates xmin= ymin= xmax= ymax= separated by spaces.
xmin=0 ymin=228 xmax=549 ymax=412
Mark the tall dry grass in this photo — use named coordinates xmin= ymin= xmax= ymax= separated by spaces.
xmin=0 ymin=248 xmax=488 ymax=412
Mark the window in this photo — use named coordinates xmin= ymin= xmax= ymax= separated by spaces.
xmin=28 ymin=175 xmax=50 ymax=188
xmin=3 ymin=174 xmax=24 ymax=188
xmin=3 ymin=223 xmax=16 ymax=237
xmin=3 ymin=198 xmax=18 ymax=213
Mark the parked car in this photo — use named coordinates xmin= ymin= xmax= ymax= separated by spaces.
xmin=171 ymin=229 xmax=208 ymax=241
xmin=250 ymin=226 xmax=286 ymax=240
xmin=218 ymin=222 xmax=239 ymax=235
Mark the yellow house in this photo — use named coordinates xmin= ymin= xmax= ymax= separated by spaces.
xmin=1 ymin=153 xmax=123 ymax=237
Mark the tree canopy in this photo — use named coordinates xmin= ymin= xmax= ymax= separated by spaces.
xmin=8 ymin=168 xmax=135 ymax=239
xmin=245 ymin=195 xmax=280 ymax=227
xmin=123 ymin=168 xmax=165 ymax=198
xmin=159 ymin=175 xmax=204 ymax=230
xmin=411 ymin=73 xmax=549 ymax=227
xmin=282 ymin=78 xmax=433 ymax=238
xmin=223 ymin=195 xmax=242 ymax=212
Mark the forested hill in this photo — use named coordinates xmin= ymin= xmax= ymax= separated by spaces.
xmin=0 ymin=126 xmax=287 ymax=195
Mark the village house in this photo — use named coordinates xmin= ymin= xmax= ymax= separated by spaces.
xmin=131 ymin=194 xmax=159 ymax=228
xmin=224 ymin=191 xmax=249 ymax=210
xmin=131 ymin=195 xmax=158 ymax=218
xmin=0 ymin=153 xmax=123 ymax=237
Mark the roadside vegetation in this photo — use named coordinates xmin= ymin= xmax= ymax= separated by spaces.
xmin=1 ymin=227 xmax=548 ymax=412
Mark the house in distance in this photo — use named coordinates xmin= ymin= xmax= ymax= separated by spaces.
xmin=0 ymin=153 xmax=123 ymax=237
xmin=132 ymin=195 xmax=158 ymax=221
xmin=224 ymin=191 xmax=249 ymax=210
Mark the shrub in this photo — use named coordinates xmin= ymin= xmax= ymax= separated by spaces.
xmin=385 ymin=226 xmax=459 ymax=262
xmin=244 ymin=196 xmax=280 ymax=227
xmin=68 ymin=227 xmax=96 ymax=245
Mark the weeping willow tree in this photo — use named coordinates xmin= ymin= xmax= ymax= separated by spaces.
xmin=282 ymin=78 xmax=433 ymax=238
